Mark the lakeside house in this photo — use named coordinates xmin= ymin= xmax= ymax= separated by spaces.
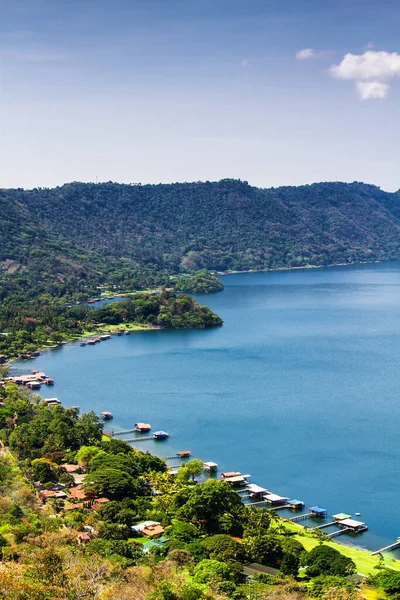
xmin=224 ymin=474 xmax=251 ymax=487
xmin=135 ymin=422 xmax=151 ymax=433
xmin=309 ymin=506 xmax=328 ymax=518
xmin=263 ymin=493 xmax=289 ymax=506
xmin=247 ymin=484 xmax=269 ymax=498
xmin=288 ymin=499 xmax=304 ymax=510
xmin=339 ymin=518 xmax=368 ymax=533
xmin=203 ymin=461 xmax=218 ymax=473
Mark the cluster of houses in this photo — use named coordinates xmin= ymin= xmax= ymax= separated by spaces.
xmin=36 ymin=463 xmax=110 ymax=514
xmin=5 ymin=369 xmax=54 ymax=389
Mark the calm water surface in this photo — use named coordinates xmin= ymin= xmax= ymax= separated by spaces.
xmin=17 ymin=262 xmax=400 ymax=551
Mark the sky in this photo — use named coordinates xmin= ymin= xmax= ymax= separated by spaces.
xmin=1 ymin=0 xmax=400 ymax=191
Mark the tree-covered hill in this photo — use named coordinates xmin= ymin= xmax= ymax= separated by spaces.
xmin=2 ymin=179 xmax=400 ymax=283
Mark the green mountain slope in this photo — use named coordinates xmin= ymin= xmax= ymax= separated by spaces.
xmin=2 ymin=179 xmax=400 ymax=281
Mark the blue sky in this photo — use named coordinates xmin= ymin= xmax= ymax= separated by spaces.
xmin=1 ymin=0 xmax=400 ymax=190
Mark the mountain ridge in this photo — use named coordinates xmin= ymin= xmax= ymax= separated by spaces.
xmin=2 ymin=179 xmax=400 ymax=287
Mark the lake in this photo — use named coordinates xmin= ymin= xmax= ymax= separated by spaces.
xmin=14 ymin=261 xmax=400 ymax=552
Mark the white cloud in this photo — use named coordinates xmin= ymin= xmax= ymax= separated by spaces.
xmin=330 ymin=50 xmax=400 ymax=99
xmin=241 ymin=59 xmax=249 ymax=67
xmin=296 ymin=48 xmax=316 ymax=60
xmin=356 ymin=81 xmax=389 ymax=100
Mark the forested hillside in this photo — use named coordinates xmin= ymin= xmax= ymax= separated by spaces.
xmin=2 ymin=179 xmax=400 ymax=286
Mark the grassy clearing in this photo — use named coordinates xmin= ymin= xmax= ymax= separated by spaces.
xmin=277 ymin=522 xmax=400 ymax=576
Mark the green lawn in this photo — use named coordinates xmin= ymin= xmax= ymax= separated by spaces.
xmin=278 ymin=522 xmax=400 ymax=576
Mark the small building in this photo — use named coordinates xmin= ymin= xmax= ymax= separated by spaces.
xmin=309 ymin=506 xmax=327 ymax=518
xmin=247 ymin=484 xmax=269 ymax=498
xmin=135 ymin=422 xmax=151 ymax=433
xmin=26 ymin=381 xmax=41 ymax=389
xmin=77 ymin=532 xmax=91 ymax=545
xmin=40 ymin=490 xmax=58 ymax=501
xmin=176 ymin=451 xmax=191 ymax=458
xmin=333 ymin=513 xmax=352 ymax=522
xmin=153 ymin=431 xmax=169 ymax=440
xmin=224 ymin=474 xmax=251 ymax=487
xmin=203 ymin=461 xmax=218 ymax=473
xmin=131 ymin=521 xmax=161 ymax=535
xmin=69 ymin=485 xmax=93 ymax=503
xmin=100 ymin=411 xmax=113 ymax=420
xmin=288 ymin=499 xmax=304 ymax=510
xmin=61 ymin=464 xmax=80 ymax=474
xmin=222 ymin=471 xmax=241 ymax=479
xmin=339 ymin=518 xmax=368 ymax=532
xmin=263 ymin=493 xmax=289 ymax=506
xmin=142 ymin=524 xmax=165 ymax=538
xmin=44 ymin=398 xmax=61 ymax=406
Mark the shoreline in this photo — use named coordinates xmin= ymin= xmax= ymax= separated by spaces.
xmin=215 ymin=258 xmax=390 ymax=277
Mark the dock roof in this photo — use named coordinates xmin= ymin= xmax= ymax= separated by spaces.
xmin=288 ymin=499 xmax=304 ymax=506
xmin=333 ymin=513 xmax=352 ymax=520
xmin=310 ymin=506 xmax=327 ymax=513
xmin=225 ymin=475 xmax=247 ymax=483
xmin=340 ymin=518 xmax=365 ymax=528
xmin=264 ymin=493 xmax=289 ymax=502
xmin=247 ymin=484 xmax=268 ymax=494
xmin=222 ymin=471 xmax=241 ymax=478
xmin=203 ymin=461 xmax=218 ymax=467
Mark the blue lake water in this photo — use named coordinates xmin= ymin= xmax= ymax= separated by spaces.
xmin=14 ymin=262 xmax=400 ymax=552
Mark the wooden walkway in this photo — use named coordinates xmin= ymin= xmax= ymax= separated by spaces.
xmin=371 ymin=539 xmax=400 ymax=555
xmin=122 ymin=436 xmax=154 ymax=443
xmin=316 ymin=521 xmax=336 ymax=529
xmin=289 ymin=512 xmax=312 ymax=522
xmin=328 ymin=528 xmax=351 ymax=538
xmin=111 ymin=429 xmax=138 ymax=436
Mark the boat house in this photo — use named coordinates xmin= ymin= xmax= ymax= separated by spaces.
xmin=339 ymin=518 xmax=368 ymax=533
xmin=263 ymin=493 xmax=289 ymax=506
xmin=177 ymin=451 xmax=191 ymax=458
xmin=309 ymin=506 xmax=327 ymax=518
xmin=288 ymin=499 xmax=304 ymax=510
xmin=153 ymin=431 xmax=169 ymax=440
xmin=203 ymin=461 xmax=218 ymax=473
xmin=101 ymin=411 xmax=113 ymax=420
xmin=333 ymin=513 xmax=351 ymax=522
xmin=221 ymin=471 xmax=241 ymax=479
xmin=224 ymin=474 xmax=251 ymax=487
xmin=247 ymin=484 xmax=269 ymax=498
xmin=135 ymin=422 xmax=151 ymax=433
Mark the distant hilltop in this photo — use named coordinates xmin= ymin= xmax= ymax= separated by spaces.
xmin=1 ymin=179 xmax=400 ymax=282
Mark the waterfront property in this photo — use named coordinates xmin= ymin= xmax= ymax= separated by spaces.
xmin=135 ymin=422 xmax=151 ymax=432
xmin=288 ymin=499 xmax=304 ymax=510
xmin=247 ymin=484 xmax=269 ymax=498
xmin=153 ymin=431 xmax=169 ymax=440
xmin=221 ymin=471 xmax=241 ymax=479
xmin=203 ymin=461 xmax=218 ymax=472
xmin=224 ymin=474 xmax=251 ymax=487
xmin=176 ymin=450 xmax=191 ymax=458
xmin=309 ymin=506 xmax=328 ymax=518
xmin=339 ymin=518 xmax=368 ymax=533
xmin=333 ymin=513 xmax=352 ymax=522
xmin=101 ymin=411 xmax=113 ymax=420
xmin=264 ymin=493 xmax=289 ymax=506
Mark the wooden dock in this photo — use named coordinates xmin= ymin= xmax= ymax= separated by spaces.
xmin=316 ymin=521 xmax=336 ymax=529
xmin=289 ymin=512 xmax=313 ymax=522
xmin=328 ymin=528 xmax=351 ymax=538
xmin=371 ymin=539 xmax=400 ymax=555
xmin=111 ymin=429 xmax=137 ymax=436
xmin=122 ymin=436 xmax=154 ymax=443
